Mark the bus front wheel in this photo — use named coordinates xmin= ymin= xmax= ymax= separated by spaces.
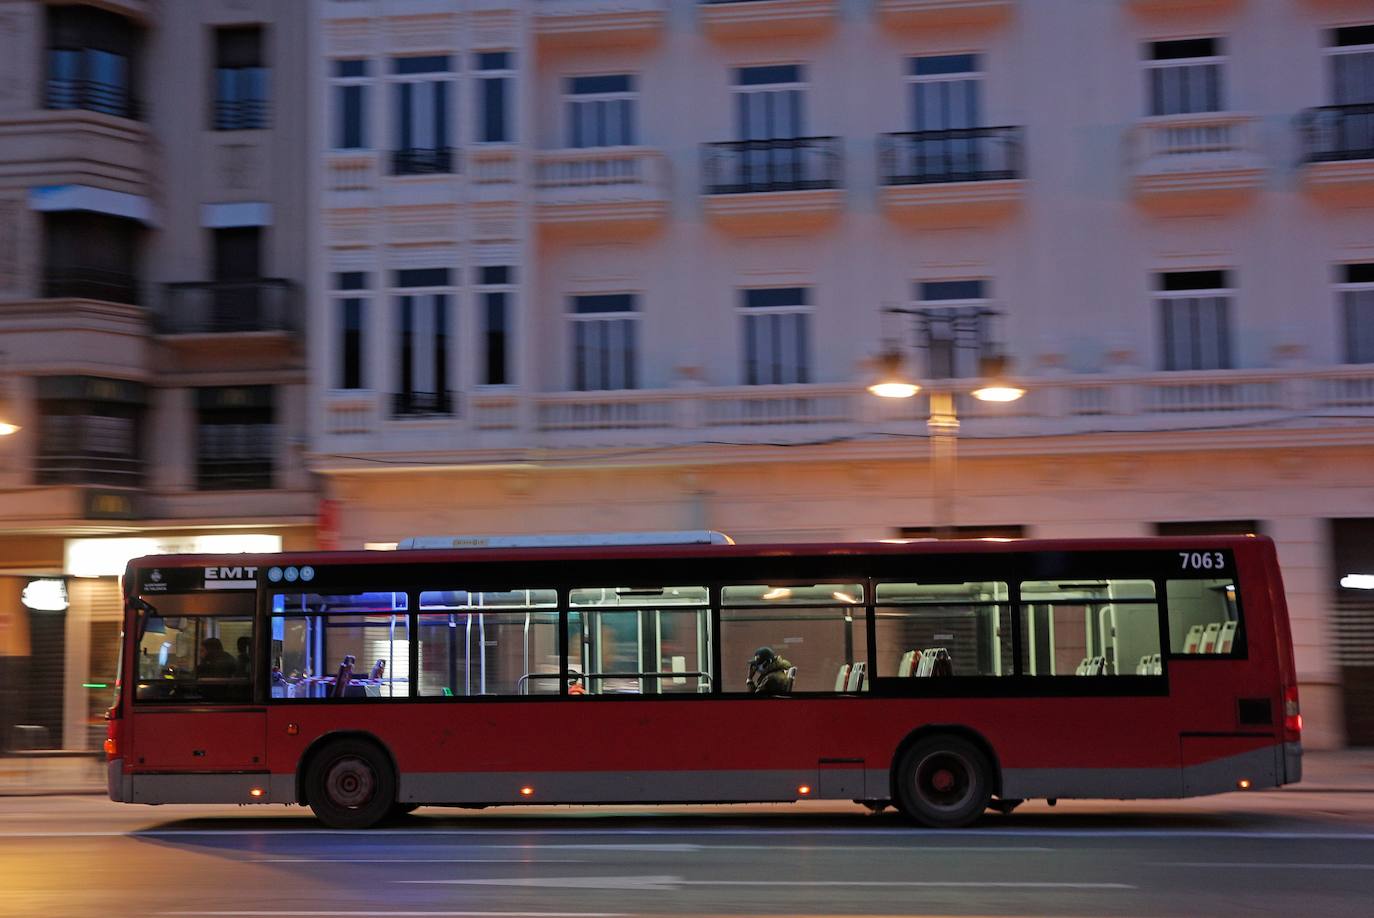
xmin=306 ymin=738 xmax=396 ymax=829
xmin=894 ymin=735 xmax=992 ymax=828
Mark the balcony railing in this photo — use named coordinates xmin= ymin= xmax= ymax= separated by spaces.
xmin=35 ymin=454 xmax=142 ymax=488
xmin=158 ymin=279 xmax=298 ymax=335
xmin=1299 ymin=104 xmax=1374 ymax=163
xmin=392 ymin=390 xmax=456 ymax=418
xmin=702 ymin=137 xmax=842 ymax=194
xmin=391 ymin=147 xmax=456 ymax=176
xmin=42 ymin=267 xmax=139 ymax=305
xmin=319 ymin=367 xmax=1374 ymax=442
xmin=213 ymin=98 xmax=270 ymax=131
xmin=1130 ymin=113 xmax=1262 ymax=176
xmin=534 ymin=147 xmax=665 ymax=190
xmin=197 ymin=459 xmax=273 ymax=491
xmin=879 ymin=126 xmax=1024 ymax=185
xmin=45 ymin=78 xmax=142 ymax=120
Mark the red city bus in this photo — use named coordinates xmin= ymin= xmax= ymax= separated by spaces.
xmin=104 ymin=532 xmax=1301 ymax=828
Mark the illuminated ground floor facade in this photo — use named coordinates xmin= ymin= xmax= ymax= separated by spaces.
xmin=317 ymin=440 xmax=1374 ymax=751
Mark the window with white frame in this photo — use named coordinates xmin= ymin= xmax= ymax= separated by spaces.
xmin=333 ymin=271 xmax=368 ymax=390
xmin=390 ymin=56 xmax=452 ymax=174
xmin=331 ymin=59 xmax=369 ymax=150
xmin=569 ymin=294 xmax=638 ymax=391
xmin=392 ymin=268 xmax=454 ymax=415
xmin=475 ymin=51 xmax=514 ymax=143
xmin=1156 ymin=270 xmax=1233 ymax=371
xmin=914 ymin=280 xmax=993 ymax=379
xmin=1329 ymin=25 xmax=1374 ymax=105
xmin=566 ymin=74 xmax=637 ymax=148
xmin=478 ymin=266 xmax=515 ymax=386
xmin=1338 ymin=263 xmax=1374 ymax=364
xmin=907 ymin=54 xmax=981 ymax=132
xmin=740 ymin=287 xmax=810 ymax=385
xmin=733 ymin=64 xmax=805 ymax=140
xmin=1145 ymin=38 xmax=1225 ymax=116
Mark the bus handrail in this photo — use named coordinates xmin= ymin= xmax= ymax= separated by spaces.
xmin=516 ymin=670 xmax=714 ymax=694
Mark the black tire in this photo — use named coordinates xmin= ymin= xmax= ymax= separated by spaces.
xmin=305 ymin=738 xmax=396 ymax=829
xmin=893 ymin=735 xmax=993 ymax=828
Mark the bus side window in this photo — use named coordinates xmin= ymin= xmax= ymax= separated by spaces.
xmin=720 ymin=583 xmax=866 ymax=694
xmin=1018 ymin=580 xmax=1159 ymax=677
xmin=1166 ymin=579 xmax=1241 ymax=656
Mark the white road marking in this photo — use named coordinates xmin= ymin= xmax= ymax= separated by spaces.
xmin=1149 ymin=861 xmax=1374 ymax=870
xmin=396 ymin=876 xmax=1135 ymax=891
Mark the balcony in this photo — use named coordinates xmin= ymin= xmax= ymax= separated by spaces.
xmin=535 ymin=0 xmax=666 ymax=47
xmin=313 ymin=367 xmax=1374 ymax=456
xmin=1128 ymin=113 xmax=1265 ymax=212
xmin=197 ymin=458 xmax=274 ymax=491
xmin=157 ymin=280 xmax=299 ymax=335
xmin=876 ymin=0 xmax=1016 ymax=30
xmin=391 ymin=147 xmax=456 ymax=176
xmin=701 ymin=137 xmax=843 ymax=230
xmin=1298 ymin=104 xmax=1374 ymax=200
xmin=699 ymin=0 xmax=837 ymax=41
xmin=213 ymin=98 xmax=270 ymax=132
xmin=46 ymin=79 xmax=142 ymax=121
xmin=534 ymin=147 xmax=669 ymax=233
xmin=43 ymin=267 xmax=139 ymax=305
xmin=877 ymin=126 xmax=1026 ymax=221
xmin=35 ymin=454 xmax=142 ymax=489
xmin=392 ymin=390 xmax=456 ymax=418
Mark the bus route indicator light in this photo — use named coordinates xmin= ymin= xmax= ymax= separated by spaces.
xmin=268 ymin=567 xmax=282 ymax=582
xmin=300 ymin=566 xmax=314 ymax=582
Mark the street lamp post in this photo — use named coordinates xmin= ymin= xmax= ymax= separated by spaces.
xmin=867 ymin=343 xmax=1025 ymax=538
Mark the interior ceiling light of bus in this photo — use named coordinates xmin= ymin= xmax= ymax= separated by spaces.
xmin=762 ymin=588 xmax=792 ymax=601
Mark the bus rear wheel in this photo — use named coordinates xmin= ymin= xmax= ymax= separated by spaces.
xmin=894 ymin=735 xmax=992 ymax=828
xmin=306 ymin=738 xmax=396 ymax=829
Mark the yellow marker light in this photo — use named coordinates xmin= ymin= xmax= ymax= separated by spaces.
xmin=520 ymin=786 xmax=535 ymax=796
xmin=286 ymin=723 xmax=299 ymax=736
xmin=798 ymin=785 xmax=811 ymax=795
xmin=249 ymin=787 xmax=264 ymax=798
xmin=1237 ymin=778 xmax=1252 ymax=790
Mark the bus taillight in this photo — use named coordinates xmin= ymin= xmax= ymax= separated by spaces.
xmin=1284 ymin=685 xmax=1302 ymax=738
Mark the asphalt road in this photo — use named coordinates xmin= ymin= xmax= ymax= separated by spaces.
xmin=3 ymin=792 xmax=1374 ymax=918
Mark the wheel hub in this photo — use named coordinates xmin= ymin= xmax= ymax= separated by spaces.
xmin=325 ymin=757 xmax=376 ymax=809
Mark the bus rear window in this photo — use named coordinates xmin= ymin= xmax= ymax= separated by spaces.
xmin=1167 ymin=579 xmax=1242 ymax=655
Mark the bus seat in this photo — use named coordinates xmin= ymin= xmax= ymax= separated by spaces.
xmin=897 ymin=650 xmax=917 ymax=678
xmin=1183 ymin=624 xmax=1205 ymax=653
xmin=834 ymin=663 xmax=851 ymax=692
xmin=1150 ymin=653 xmax=1162 ymax=675
xmin=1136 ymin=655 xmax=1151 ymax=675
xmin=784 ymin=666 xmax=797 ymax=693
xmin=1216 ymin=620 xmax=1238 ymax=654
xmin=846 ymin=661 xmax=867 ymax=692
xmin=916 ymin=648 xmax=939 ymax=677
xmin=1075 ymin=657 xmax=1091 ymax=676
xmin=1199 ymin=622 xmax=1222 ymax=654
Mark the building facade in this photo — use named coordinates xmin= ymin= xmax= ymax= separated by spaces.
xmin=0 ymin=0 xmax=316 ymax=751
xmin=310 ymin=0 xmax=1374 ymax=749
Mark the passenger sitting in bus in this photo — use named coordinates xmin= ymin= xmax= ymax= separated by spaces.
xmin=369 ymin=659 xmax=386 ymax=681
xmin=199 ymin=638 xmax=237 ymax=678
xmin=567 ymin=670 xmax=587 ymax=695
xmin=931 ymin=649 xmax=954 ymax=677
xmin=746 ymin=647 xmax=793 ymax=695
xmin=331 ymin=654 xmax=357 ymax=698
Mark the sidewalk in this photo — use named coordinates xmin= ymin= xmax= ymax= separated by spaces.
xmin=4 ymin=748 xmax=1374 ymax=798
xmin=0 ymin=752 xmax=104 ymax=796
